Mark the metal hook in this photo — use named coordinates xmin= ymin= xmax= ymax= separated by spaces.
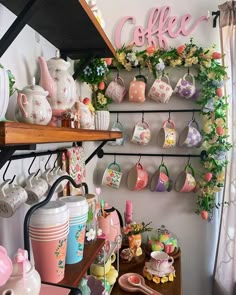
xmin=168 ymin=111 xmax=171 ymax=122
xmin=187 ymin=155 xmax=191 ymax=165
xmin=161 ymin=154 xmax=164 ymax=165
xmin=139 ymin=66 xmax=141 ymax=75
xmin=117 ymin=112 xmax=119 ymax=123
xmin=142 ymin=112 xmax=144 ymax=123
xmin=50 ymin=152 xmax=61 ymax=171
xmin=3 ymin=160 xmax=16 ymax=184
xmin=114 ymin=154 xmax=116 ymax=164
xmin=192 ymin=111 xmax=195 ymax=122
xmin=138 ymin=154 xmax=142 ymax=163
xmin=187 ymin=67 xmax=190 ymax=75
xmin=28 ymin=155 xmax=38 ymax=175
xmin=116 ymin=68 xmax=120 ymax=79
xmin=44 ymin=153 xmax=53 ymax=170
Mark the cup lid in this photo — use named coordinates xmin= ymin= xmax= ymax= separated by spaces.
xmin=60 ymin=196 xmax=88 ymax=208
xmin=33 ymin=200 xmax=68 ymax=215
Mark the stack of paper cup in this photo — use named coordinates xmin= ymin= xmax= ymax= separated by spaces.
xmin=29 ymin=200 xmax=69 ymax=283
xmin=60 ymin=196 xmax=88 ymax=264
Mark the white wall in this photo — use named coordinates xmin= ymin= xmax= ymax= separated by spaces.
xmin=95 ymin=1 xmax=223 ymax=295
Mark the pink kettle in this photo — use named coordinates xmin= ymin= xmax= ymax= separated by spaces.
xmin=0 ymin=246 xmax=13 ymax=287
xmin=104 ymin=203 xmax=123 ymax=250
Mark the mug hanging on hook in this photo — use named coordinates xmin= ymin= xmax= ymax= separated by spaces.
xmin=109 ymin=114 xmax=126 ymax=146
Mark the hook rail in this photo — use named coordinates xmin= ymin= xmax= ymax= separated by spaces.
xmin=109 ymin=109 xmax=201 ymax=114
xmin=98 ymin=150 xmax=205 ymax=159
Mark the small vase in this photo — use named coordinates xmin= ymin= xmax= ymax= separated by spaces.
xmin=128 ymin=234 xmax=142 ymax=256
xmin=95 ymin=110 xmax=110 ymax=130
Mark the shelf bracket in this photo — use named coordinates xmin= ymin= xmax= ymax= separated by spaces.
xmin=0 ymin=0 xmax=44 ymax=57
xmin=0 ymin=144 xmax=36 ymax=169
xmin=85 ymin=140 xmax=109 ymax=165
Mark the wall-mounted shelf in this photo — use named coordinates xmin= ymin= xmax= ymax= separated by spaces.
xmin=0 ymin=0 xmax=115 ymax=59
xmin=0 ymin=122 xmax=122 ymax=145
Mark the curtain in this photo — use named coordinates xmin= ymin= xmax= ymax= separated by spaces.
xmin=213 ymin=2 xmax=236 ymax=295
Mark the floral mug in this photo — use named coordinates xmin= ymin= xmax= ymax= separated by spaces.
xmin=131 ymin=120 xmax=151 ymax=145
xmin=157 ymin=120 xmax=177 ymax=148
xmin=105 ymin=76 xmax=127 ymax=103
xmin=175 ymin=163 xmax=196 ymax=193
xmin=174 ymin=73 xmax=196 ymax=99
xmin=102 ymin=162 xmax=123 ymax=189
xmin=148 ymin=75 xmax=173 ymax=103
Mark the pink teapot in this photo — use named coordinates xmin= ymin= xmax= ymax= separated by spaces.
xmin=0 ymin=246 xmax=13 ymax=287
xmin=0 ymin=248 xmax=41 ymax=295
xmin=38 ymin=50 xmax=77 ymax=126
xmin=15 ymin=77 xmax=52 ymax=125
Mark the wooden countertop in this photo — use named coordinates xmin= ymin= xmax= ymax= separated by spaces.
xmin=111 ymin=249 xmax=182 ymax=295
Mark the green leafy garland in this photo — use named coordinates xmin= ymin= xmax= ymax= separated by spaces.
xmin=76 ymin=40 xmax=232 ymax=220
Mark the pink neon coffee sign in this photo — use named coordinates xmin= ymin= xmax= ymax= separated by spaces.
xmin=115 ymin=6 xmax=208 ymax=49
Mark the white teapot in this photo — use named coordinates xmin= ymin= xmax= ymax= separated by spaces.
xmin=38 ymin=50 xmax=77 ymax=125
xmin=15 ymin=77 xmax=52 ymax=125
xmin=0 ymin=248 xmax=41 ymax=295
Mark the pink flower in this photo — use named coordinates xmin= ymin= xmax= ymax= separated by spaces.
xmin=146 ymin=46 xmax=155 ymax=55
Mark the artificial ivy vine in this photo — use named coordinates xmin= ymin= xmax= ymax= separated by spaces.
xmin=76 ymin=39 xmax=232 ymax=220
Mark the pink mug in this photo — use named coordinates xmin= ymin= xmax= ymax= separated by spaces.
xmin=175 ymin=164 xmax=196 ymax=193
xmin=105 ymin=76 xmax=127 ymax=103
xmin=129 ymin=75 xmax=147 ymax=103
xmin=127 ymin=162 xmax=149 ymax=191
xmin=148 ymin=75 xmax=173 ymax=103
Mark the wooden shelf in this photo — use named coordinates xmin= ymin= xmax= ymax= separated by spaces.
xmin=0 ymin=0 xmax=115 ymax=58
xmin=0 ymin=122 xmax=122 ymax=146
xmin=42 ymin=238 xmax=105 ymax=289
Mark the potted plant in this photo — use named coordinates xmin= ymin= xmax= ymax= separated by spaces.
xmin=0 ymin=64 xmax=15 ymax=121
xmin=123 ymin=221 xmax=152 ymax=256
xmin=74 ymin=58 xmax=112 ymax=130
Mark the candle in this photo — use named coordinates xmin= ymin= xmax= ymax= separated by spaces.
xmin=125 ymin=200 xmax=133 ymax=224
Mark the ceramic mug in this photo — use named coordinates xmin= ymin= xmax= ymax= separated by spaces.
xmin=127 ymin=162 xmax=149 ymax=191
xmin=105 ymin=76 xmax=127 ymax=103
xmin=0 ymin=180 xmax=28 ymax=218
xmin=150 ymin=163 xmax=172 ymax=192
xmin=129 ymin=75 xmax=147 ymax=103
xmin=42 ymin=167 xmax=68 ymax=193
xmin=150 ymin=251 xmax=174 ymax=273
xmin=175 ymin=164 xmax=196 ymax=193
xmin=157 ymin=120 xmax=177 ymax=149
xmin=148 ymin=75 xmax=173 ymax=103
xmin=131 ymin=121 xmax=151 ymax=145
xmin=178 ymin=120 xmax=202 ymax=148
xmin=102 ymin=162 xmax=123 ymax=189
xmin=108 ymin=121 xmax=125 ymax=146
xmin=174 ymin=73 xmax=196 ymax=99
xmin=24 ymin=173 xmax=48 ymax=205
xmin=90 ymin=253 xmax=116 ymax=277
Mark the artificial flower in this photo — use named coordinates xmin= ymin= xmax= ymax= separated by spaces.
xmin=177 ymin=45 xmax=186 ymax=54
xmin=86 ymin=228 xmax=96 ymax=241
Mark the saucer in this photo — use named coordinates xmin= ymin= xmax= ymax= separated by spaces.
xmin=145 ymin=261 xmax=175 ymax=277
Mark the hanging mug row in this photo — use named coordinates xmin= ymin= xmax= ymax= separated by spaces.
xmin=105 ymin=72 xmax=197 ymax=104
xmin=109 ymin=118 xmax=202 ymax=148
xmin=0 ymin=166 xmax=68 ymax=218
xmin=101 ymin=161 xmax=198 ymax=193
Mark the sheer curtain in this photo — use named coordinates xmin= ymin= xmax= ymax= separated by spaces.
xmin=213 ymin=2 xmax=236 ymax=294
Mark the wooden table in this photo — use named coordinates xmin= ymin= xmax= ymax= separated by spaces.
xmin=111 ymin=249 xmax=182 ymax=295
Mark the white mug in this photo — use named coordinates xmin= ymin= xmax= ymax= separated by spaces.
xmin=24 ymin=173 xmax=48 ymax=205
xmin=150 ymin=251 xmax=174 ymax=273
xmin=0 ymin=180 xmax=27 ymax=218
xmin=42 ymin=167 xmax=68 ymax=193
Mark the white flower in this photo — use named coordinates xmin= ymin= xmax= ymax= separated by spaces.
xmin=86 ymin=228 xmax=96 ymax=241
xmin=155 ymin=58 xmax=165 ymax=72
xmin=97 ymin=228 xmax=102 ymax=236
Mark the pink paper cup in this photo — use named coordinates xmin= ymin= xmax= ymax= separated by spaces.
xmin=31 ymin=234 xmax=68 ymax=283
